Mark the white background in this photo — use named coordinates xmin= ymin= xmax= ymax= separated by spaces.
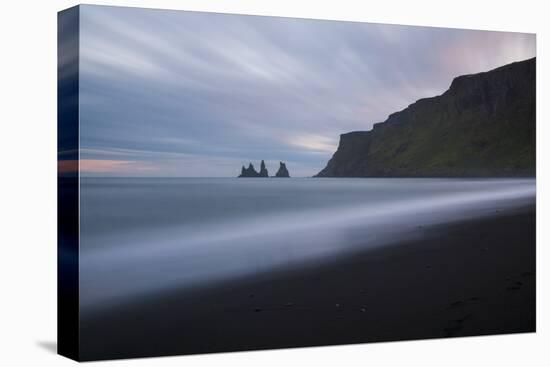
xmin=0 ymin=0 xmax=547 ymax=365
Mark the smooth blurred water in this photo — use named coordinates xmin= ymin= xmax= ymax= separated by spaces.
xmin=80 ymin=177 xmax=535 ymax=314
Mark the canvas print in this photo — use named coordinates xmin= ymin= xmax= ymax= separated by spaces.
xmin=58 ymin=5 xmax=536 ymax=361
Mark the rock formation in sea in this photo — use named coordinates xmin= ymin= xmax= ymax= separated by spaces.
xmin=259 ymin=160 xmax=269 ymax=177
xmin=238 ymin=161 xmax=291 ymax=177
xmin=315 ymin=57 xmax=536 ymax=177
xmin=275 ymin=162 xmax=290 ymax=177
xmin=239 ymin=163 xmax=260 ymax=177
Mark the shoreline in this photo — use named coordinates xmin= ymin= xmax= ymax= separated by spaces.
xmin=80 ymin=204 xmax=535 ymax=361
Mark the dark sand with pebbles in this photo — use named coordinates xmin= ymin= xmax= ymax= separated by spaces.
xmin=80 ymin=205 xmax=535 ymax=361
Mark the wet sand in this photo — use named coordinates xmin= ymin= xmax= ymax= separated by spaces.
xmin=79 ymin=205 xmax=535 ymax=361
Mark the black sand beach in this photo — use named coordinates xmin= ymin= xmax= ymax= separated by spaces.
xmin=80 ymin=205 xmax=535 ymax=361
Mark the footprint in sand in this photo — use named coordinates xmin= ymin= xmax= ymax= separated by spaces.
xmin=505 ymin=275 xmax=527 ymax=291
xmin=443 ymin=298 xmax=478 ymax=337
xmin=448 ymin=297 xmax=479 ymax=309
xmin=447 ymin=300 xmax=465 ymax=310
xmin=505 ymin=271 xmax=533 ymax=291
xmin=443 ymin=314 xmax=473 ymax=337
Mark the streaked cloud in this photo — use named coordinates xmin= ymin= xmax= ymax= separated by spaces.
xmin=287 ymin=134 xmax=338 ymax=154
xmin=78 ymin=5 xmax=535 ymax=177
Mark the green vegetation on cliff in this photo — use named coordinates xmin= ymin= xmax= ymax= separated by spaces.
xmin=316 ymin=58 xmax=535 ymax=177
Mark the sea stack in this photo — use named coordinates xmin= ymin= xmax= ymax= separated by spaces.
xmin=259 ymin=160 xmax=269 ymax=177
xmin=275 ymin=162 xmax=290 ymax=177
xmin=238 ymin=160 xmax=290 ymax=177
xmin=239 ymin=163 xmax=260 ymax=177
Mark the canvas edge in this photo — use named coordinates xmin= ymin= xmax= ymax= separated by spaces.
xmin=57 ymin=5 xmax=81 ymax=362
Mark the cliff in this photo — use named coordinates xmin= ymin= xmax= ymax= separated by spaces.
xmin=316 ymin=58 xmax=536 ymax=177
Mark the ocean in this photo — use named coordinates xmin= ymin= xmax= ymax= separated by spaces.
xmin=79 ymin=177 xmax=535 ymax=314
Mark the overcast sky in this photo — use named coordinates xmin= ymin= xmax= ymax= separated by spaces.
xmin=78 ymin=5 xmax=535 ymax=177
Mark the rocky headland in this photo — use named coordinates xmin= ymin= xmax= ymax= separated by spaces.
xmin=316 ymin=58 xmax=536 ymax=177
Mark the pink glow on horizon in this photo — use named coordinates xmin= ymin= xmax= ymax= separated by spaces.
xmin=58 ymin=160 xmax=79 ymax=173
xmin=59 ymin=159 xmax=156 ymax=173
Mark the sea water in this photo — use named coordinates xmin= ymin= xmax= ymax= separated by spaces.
xmin=79 ymin=177 xmax=535 ymax=313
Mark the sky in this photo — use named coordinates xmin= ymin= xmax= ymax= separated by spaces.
xmin=77 ymin=5 xmax=535 ymax=177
